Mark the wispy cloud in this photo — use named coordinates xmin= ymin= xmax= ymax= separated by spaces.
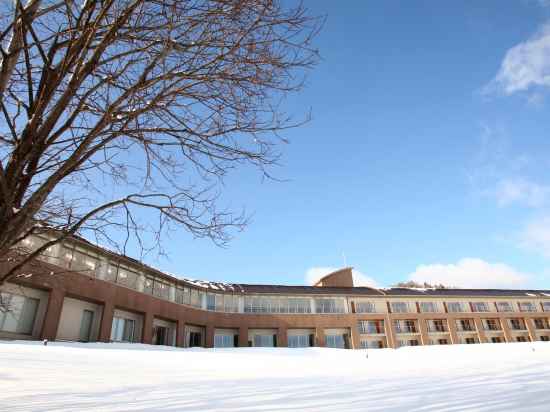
xmin=485 ymin=23 xmax=550 ymax=95
xmin=520 ymin=215 xmax=550 ymax=257
xmin=305 ymin=267 xmax=380 ymax=288
xmin=493 ymin=177 xmax=550 ymax=207
xmin=408 ymin=258 xmax=531 ymax=288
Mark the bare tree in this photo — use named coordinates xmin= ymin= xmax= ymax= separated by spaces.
xmin=0 ymin=0 xmax=321 ymax=285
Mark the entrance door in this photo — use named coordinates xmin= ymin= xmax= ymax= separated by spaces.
xmin=154 ymin=326 xmax=167 ymax=345
xmin=189 ymin=331 xmax=202 ymax=347
xmin=79 ymin=310 xmax=94 ymax=342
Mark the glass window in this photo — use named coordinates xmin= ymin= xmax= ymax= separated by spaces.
xmin=357 ymin=320 xmax=384 ymax=334
xmin=542 ymin=302 xmax=550 ymax=312
xmin=253 ymin=334 xmax=275 ymax=347
xmin=471 ymin=302 xmax=490 ymax=312
xmin=355 ymin=301 xmax=376 ymax=313
xmin=144 ymin=277 xmax=154 ymax=295
xmin=325 ymin=334 xmax=346 ymax=348
xmin=419 ymin=302 xmax=438 ymax=313
xmin=214 ymin=334 xmax=234 ymax=348
xmin=390 ymin=302 xmax=410 ymax=313
xmin=288 ymin=335 xmax=311 ymax=348
xmin=0 ymin=293 xmax=39 ymax=335
xmin=70 ymin=250 xmax=99 ymax=275
xmin=518 ymin=302 xmax=537 ymax=312
xmin=496 ymin=302 xmax=513 ymax=312
xmin=116 ymin=267 xmax=139 ymax=289
xmin=175 ymin=287 xmax=190 ymax=305
xmin=447 ymin=302 xmax=465 ymax=313
xmin=110 ymin=317 xmax=136 ymax=342
xmin=315 ymin=298 xmax=346 ymax=314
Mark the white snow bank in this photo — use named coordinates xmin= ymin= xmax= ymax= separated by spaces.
xmin=1 ymin=341 xmax=550 ymax=411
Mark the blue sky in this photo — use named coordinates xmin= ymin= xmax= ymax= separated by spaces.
xmin=142 ymin=1 xmax=550 ymax=289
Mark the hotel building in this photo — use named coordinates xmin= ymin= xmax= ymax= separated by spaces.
xmin=1 ymin=234 xmax=549 ymax=349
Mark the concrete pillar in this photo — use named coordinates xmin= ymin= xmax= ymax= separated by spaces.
xmin=176 ymin=320 xmax=186 ymax=347
xmin=525 ymin=318 xmax=537 ymax=342
xmin=384 ymin=316 xmax=396 ymax=348
xmin=501 ymin=318 xmax=513 ymax=342
xmin=238 ymin=326 xmax=248 ymax=347
xmin=315 ymin=327 xmax=325 ymax=347
xmin=473 ymin=318 xmax=487 ymax=343
xmin=40 ymin=288 xmax=65 ymax=340
xmin=350 ymin=324 xmax=361 ymax=349
xmin=447 ymin=318 xmax=460 ymax=344
xmin=98 ymin=301 xmax=114 ymax=342
xmin=419 ymin=318 xmax=430 ymax=345
xmin=277 ymin=327 xmax=287 ymax=348
xmin=205 ymin=325 xmax=215 ymax=348
xmin=142 ymin=312 xmax=154 ymax=344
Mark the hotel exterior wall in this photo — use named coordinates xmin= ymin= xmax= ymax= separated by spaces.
xmin=1 ymin=258 xmax=550 ymax=348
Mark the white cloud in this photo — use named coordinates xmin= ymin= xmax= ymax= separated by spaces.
xmin=520 ymin=215 xmax=550 ymax=257
xmin=493 ymin=177 xmax=550 ymax=207
xmin=305 ymin=267 xmax=379 ymax=288
xmin=487 ymin=23 xmax=550 ymax=95
xmin=408 ymin=258 xmax=530 ymax=288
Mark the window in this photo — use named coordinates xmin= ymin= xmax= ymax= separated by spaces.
xmin=206 ymin=294 xmax=216 ymax=311
xmin=518 ymin=302 xmax=537 ymax=312
xmin=390 ymin=302 xmax=410 ymax=313
xmin=419 ymin=302 xmax=438 ymax=313
xmin=114 ymin=266 xmax=139 ymax=290
xmin=456 ymin=319 xmax=475 ymax=331
xmin=447 ymin=302 xmax=465 ymax=313
xmin=0 ymin=293 xmax=39 ymax=335
xmin=357 ymin=320 xmax=385 ymax=334
xmin=394 ymin=320 xmax=417 ymax=334
xmin=315 ymin=298 xmax=346 ymax=314
xmin=464 ymin=337 xmax=477 ymax=344
xmin=542 ymin=302 xmax=550 ymax=312
xmin=496 ymin=302 xmax=513 ymax=312
xmin=484 ymin=319 xmax=501 ymax=331
xmin=175 ymin=287 xmax=190 ymax=305
xmin=427 ymin=319 xmax=447 ymax=332
xmin=534 ymin=318 xmax=549 ymax=330
xmin=509 ymin=319 xmax=526 ymax=330
xmin=325 ymin=334 xmax=346 ymax=349
xmin=214 ymin=334 xmax=234 ymax=348
xmin=516 ymin=336 xmax=528 ymax=342
xmin=70 ymin=249 xmax=99 ymax=275
xmin=189 ymin=289 xmax=203 ymax=308
xmin=253 ymin=335 xmax=275 ymax=347
xmin=397 ymin=339 xmax=419 ymax=347
xmin=438 ymin=339 xmax=449 ymax=345
xmin=110 ymin=317 xmax=136 ymax=342
xmin=355 ymin=301 xmax=376 ymax=313
xmin=471 ymin=302 xmax=490 ymax=312
xmin=288 ymin=335 xmax=312 ymax=348
xmin=541 ymin=336 xmax=550 ymax=341
xmin=491 ymin=337 xmax=503 ymax=343
xmin=144 ymin=277 xmax=171 ymax=300
xmin=360 ymin=339 xmax=385 ymax=349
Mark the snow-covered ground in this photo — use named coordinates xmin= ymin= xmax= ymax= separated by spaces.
xmin=2 ymin=341 xmax=550 ymax=411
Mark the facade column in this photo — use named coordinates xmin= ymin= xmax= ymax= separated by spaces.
xmin=205 ymin=325 xmax=215 ymax=348
xmin=418 ymin=318 xmax=430 ymax=346
xmin=40 ymin=288 xmax=66 ymax=340
xmin=99 ymin=301 xmax=114 ymax=342
xmin=315 ymin=327 xmax=325 ymax=347
xmin=501 ymin=317 xmax=513 ymax=342
xmin=176 ymin=320 xmax=186 ymax=347
xmin=473 ymin=318 xmax=487 ymax=343
xmin=525 ymin=317 xmax=537 ymax=342
xmin=384 ymin=315 xmax=396 ymax=348
xmin=447 ymin=317 xmax=459 ymax=344
xmin=350 ymin=324 xmax=361 ymax=349
xmin=277 ymin=327 xmax=288 ymax=348
xmin=238 ymin=326 xmax=248 ymax=347
xmin=142 ymin=312 xmax=154 ymax=344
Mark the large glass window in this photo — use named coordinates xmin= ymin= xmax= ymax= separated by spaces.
xmin=355 ymin=301 xmax=376 ymax=313
xmin=390 ymin=302 xmax=410 ymax=313
xmin=496 ymin=302 xmax=513 ymax=312
xmin=69 ymin=249 xmax=99 ymax=276
xmin=518 ymin=302 xmax=537 ymax=312
xmin=419 ymin=302 xmax=439 ymax=313
xmin=0 ymin=292 xmax=39 ymax=335
xmin=447 ymin=302 xmax=466 ymax=313
xmin=542 ymin=302 xmax=550 ymax=312
xmin=427 ymin=319 xmax=447 ymax=332
xmin=214 ymin=334 xmax=234 ymax=348
xmin=288 ymin=335 xmax=311 ymax=348
xmin=253 ymin=334 xmax=275 ymax=347
xmin=110 ymin=317 xmax=136 ymax=342
xmin=175 ymin=287 xmax=190 ymax=305
xmin=471 ymin=302 xmax=490 ymax=312
xmin=314 ymin=298 xmax=346 ymax=314
xmin=357 ymin=320 xmax=385 ymax=334
xmin=325 ymin=334 xmax=346 ymax=348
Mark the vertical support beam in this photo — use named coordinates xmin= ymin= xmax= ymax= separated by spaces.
xmin=474 ymin=318 xmax=487 ymax=343
xmin=447 ymin=317 xmax=459 ymax=345
xmin=350 ymin=324 xmax=361 ymax=349
xmin=99 ymin=301 xmax=114 ymax=342
xmin=525 ymin=318 xmax=537 ymax=342
xmin=315 ymin=327 xmax=325 ymax=347
xmin=419 ymin=318 xmax=430 ymax=345
xmin=40 ymin=288 xmax=65 ymax=340
xmin=142 ymin=312 xmax=154 ymax=344
xmin=176 ymin=320 xmax=186 ymax=347
xmin=277 ymin=327 xmax=287 ymax=348
xmin=501 ymin=318 xmax=513 ymax=342
xmin=238 ymin=326 xmax=248 ymax=347
xmin=384 ymin=315 xmax=396 ymax=348
xmin=205 ymin=325 xmax=214 ymax=348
